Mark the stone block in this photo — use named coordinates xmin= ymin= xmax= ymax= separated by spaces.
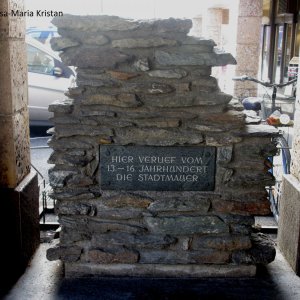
xmin=0 ymin=110 xmax=30 ymax=188
xmin=238 ymin=0 xmax=263 ymax=17
xmin=0 ymin=40 xmax=28 ymax=114
xmin=185 ymin=110 xmax=245 ymax=132
xmin=56 ymin=201 xmax=96 ymax=216
xmin=291 ymin=110 xmax=300 ymax=181
xmin=235 ymin=44 xmax=261 ymax=72
xmin=83 ymin=93 xmax=142 ymax=107
xmin=223 ymin=170 xmax=274 ymax=189
xmin=91 ymin=232 xmax=177 ymax=249
xmin=61 ymin=47 xmax=132 ymax=68
xmin=0 ymin=171 xmax=39 ymax=281
xmin=107 ymin=70 xmax=140 ymax=81
xmin=155 ymin=49 xmax=236 ymax=67
xmin=95 ymin=208 xmax=145 ymax=220
xmin=232 ymin=233 xmax=275 ymax=265
xmin=54 ymin=124 xmax=113 ymax=138
xmin=142 ymin=92 xmax=232 ymax=108
xmin=112 ymin=38 xmax=178 ymax=48
xmin=133 ymin=117 xmax=180 ymax=128
xmin=191 ymin=235 xmax=252 ymax=251
xmin=148 ymin=197 xmax=210 ymax=213
xmin=64 ymin=263 xmax=256 ymax=278
xmin=99 ymin=194 xmax=152 ymax=209
xmin=48 ymin=136 xmax=96 ymax=150
xmin=147 ymin=69 xmax=187 ymax=79
xmin=52 ymin=15 xmax=140 ymax=32
xmin=50 ymin=37 xmax=80 ymax=51
xmin=145 ymin=216 xmax=229 ymax=235
xmin=236 ymin=17 xmax=262 ymax=45
xmin=48 ymin=151 xmax=93 ymax=167
xmin=212 ymin=197 xmax=271 ymax=216
xmin=114 ymin=128 xmax=203 ymax=146
xmin=278 ymin=175 xmax=300 ymax=274
xmin=0 ymin=0 xmax=26 ymax=40
xmin=48 ymin=99 xmax=74 ymax=114
xmin=47 ymin=241 xmax=82 ymax=262
xmin=139 ymin=249 xmax=230 ymax=264
xmin=60 ymin=217 xmax=147 ymax=236
xmin=86 ymin=249 xmax=139 ymax=264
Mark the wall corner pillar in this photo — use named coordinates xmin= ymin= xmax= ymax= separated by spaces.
xmin=0 ymin=0 xmax=40 ymax=286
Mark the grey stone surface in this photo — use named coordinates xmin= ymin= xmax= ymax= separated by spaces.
xmin=91 ymin=232 xmax=177 ymax=249
xmin=99 ymin=194 xmax=152 ymax=209
xmin=139 ymin=249 xmax=230 ymax=264
xmin=147 ymin=69 xmax=187 ymax=79
xmin=112 ymin=38 xmax=178 ymax=48
xmin=61 ymin=47 xmax=132 ymax=68
xmin=278 ymin=174 xmax=300 ymax=274
xmin=83 ymin=93 xmax=142 ymax=107
xmin=133 ymin=58 xmax=150 ymax=71
xmin=155 ymin=49 xmax=236 ymax=66
xmin=191 ymin=235 xmax=252 ymax=251
xmin=52 ymin=15 xmax=141 ymax=32
xmin=46 ymin=240 xmax=82 ymax=262
xmin=50 ymin=37 xmax=80 ymax=51
xmin=54 ymin=124 xmax=113 ymax=138
xmin=86 ymin=249 xmax=139 ymax=264
xmin=148 ymin=197 xmax=210 ymax=213
xmin=145 ymin=216 xmax=229 ymax=235
xmin=232 ymin=233 xmax=276 ymax=265
xmin=56 ymin=201 xmax=96 ymax=216
xmin=114 ymin=128 xmax=204 ymax=145
xmin=64 ymin=263 xmax=256 ymax=278
xmin=46 ymin=15 xmax=276 ymax=276
xmin=48 ymin=99 xmax=74 ymax=114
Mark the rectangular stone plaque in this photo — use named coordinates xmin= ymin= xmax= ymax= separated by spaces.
xmin=100 ymin=145 xmax=216 ymax=191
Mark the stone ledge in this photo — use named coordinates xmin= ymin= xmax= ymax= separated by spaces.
xmin=234 ymin=125 xmax=279 ymax=137
xmin=64 ymin=263 xmax=256 ymax=278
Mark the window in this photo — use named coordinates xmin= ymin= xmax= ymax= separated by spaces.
xmin=261 ymin=25 xmax=271 ymax=81
xmin=27 ymin=45 xmax=55 ymax=75
xmin=27 ymin=30 xmax=59 ymax=44
xmin=273 ymin=25 xmax=284 ymax=83
xmin=260 ymin=0 xmax=300 ymax=83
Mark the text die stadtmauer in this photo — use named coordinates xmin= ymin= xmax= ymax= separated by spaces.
xmin=100 ymin=145 xmax=216 ymax=191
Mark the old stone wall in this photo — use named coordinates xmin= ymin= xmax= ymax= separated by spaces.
xmin=234 ymin=0 xmax=262 ymax=98
xmin=0 ymin=0 xmax=39 ymax=285
xmin=47 ymin=15 xmax=276 ymax=277
xmin=277 ymin=55 xmax=300 ymax=274
xmin=0 ymin=0 xmax=30 ymax=188
xmin=290 ymin=85 xmax=300 ymax=180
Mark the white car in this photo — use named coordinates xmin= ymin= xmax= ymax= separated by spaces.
xmin=27 ymin=36 xmax=75 ymax=126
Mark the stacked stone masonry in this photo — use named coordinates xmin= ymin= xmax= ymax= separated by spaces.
xmin=47 ymin=15 xmax=276 ymax=277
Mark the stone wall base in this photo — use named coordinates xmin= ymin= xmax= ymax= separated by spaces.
xmin=278 ymin=174 xmax=300 ymax=275
xmin=65 ymin=263 xmax=256 ymax=278
xmin=0 ymin=171 xmax=40 ymax=285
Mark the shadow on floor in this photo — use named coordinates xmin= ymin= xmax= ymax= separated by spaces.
xmin=4 ymin=241 xmax=300 ymax=300
xmin=55 ymin=267 xmax=280 ymax=300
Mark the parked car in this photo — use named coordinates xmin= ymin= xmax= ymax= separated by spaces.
xmin=26 ymin=26 xmax=59 ymax=45
xmin=27 ymin=36 xmax=76 ymax=126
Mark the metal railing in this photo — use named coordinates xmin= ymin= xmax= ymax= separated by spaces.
xmin=30 ymin=137 xmax=58 ymax=227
